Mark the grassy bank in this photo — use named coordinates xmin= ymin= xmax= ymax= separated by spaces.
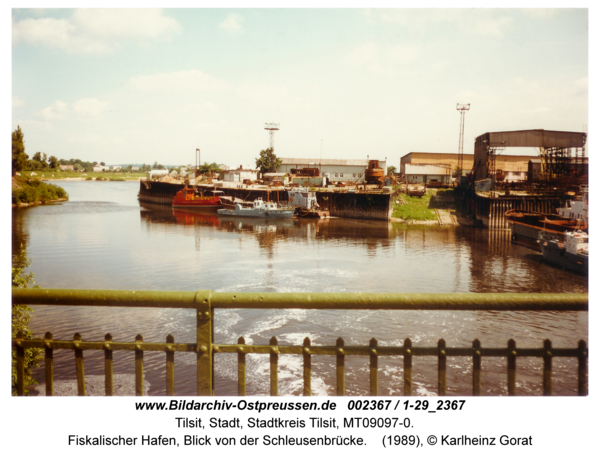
xmin=18 ymin=171 xmax=146 ymax=180
xmin=392 ymin=192 xmax=437 ymax=221
xmin=12 ymin=175 xmax=68 ymax=206
xmin=392 ymin=189 xmax=457 ymax=221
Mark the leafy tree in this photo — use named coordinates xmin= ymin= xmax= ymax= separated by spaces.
xmin=28 ymin=160 xmax=43 ymax=171
xmin=48 ymin=156 xmax=59 ymax=169
xmin=32 ymin=152 xmax=42 ymax=162
xmin=12 ymin=245 xmax=42 ymax=395
xmin=12 ymin=126 xmax=29 ymax=175
xmin=387 ymin=165 xmax=397 ymax=175
xmin=100 ymin=162 xmax=105 ymax=166
xmin=73 ymin=163 xmax=82 ymax=171
xmin=199 ymin=162 xmax=220 ymax=175
xmin=255 ymin=147 xmax=282 ymax=174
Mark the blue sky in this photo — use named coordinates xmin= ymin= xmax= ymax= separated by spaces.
xmin=11 ymin=8 xmax=589 ymax=168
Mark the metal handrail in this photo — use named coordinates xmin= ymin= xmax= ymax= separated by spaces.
xmin=12 ymin=289 xmax=588 ymax=397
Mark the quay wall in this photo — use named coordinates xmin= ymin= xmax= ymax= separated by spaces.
xmin=139 ymin=181 xmax=395 ymax=221
xmin=465 ymin=190 xmax=566 ymax=229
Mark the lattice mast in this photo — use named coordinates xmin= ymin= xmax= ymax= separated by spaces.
xmin=264 ymin=123 xmax=280 ymax=151
xmin=457 ymin=104 xmax=470 ymax=173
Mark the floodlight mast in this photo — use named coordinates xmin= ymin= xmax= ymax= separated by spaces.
xmin=264 ymin=123 xmax=280 ymax=151
xmin=457 ymin=104 xmax=470 ymax=174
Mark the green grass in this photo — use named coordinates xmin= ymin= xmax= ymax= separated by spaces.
xmin=392 ymin=192 xmax=438 ymax=221
xmin=12 ymin=176 xmax=68 ymax=205
xmin=19 ymin=171 xmax=146 ymax=180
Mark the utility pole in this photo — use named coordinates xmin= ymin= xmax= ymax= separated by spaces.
xmin=195 ymin=148 xmax=200 ymax=177
xmin=457 ymin=103 xmax=470 ymax=175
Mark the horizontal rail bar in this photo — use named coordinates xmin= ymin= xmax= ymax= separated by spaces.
xmin=12 ymin=340 xmax=584 ymax=358
xmin=12 ymin=289 xmax=589 ymax=311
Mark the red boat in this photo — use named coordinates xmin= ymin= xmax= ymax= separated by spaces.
xmin=172 ymin=187 xmax=223 ymax=211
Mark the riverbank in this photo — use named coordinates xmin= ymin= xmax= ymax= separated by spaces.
xmin=390 ymin=189 xmax=465 ymax=226
xmin=18 ymin=171 xmax=146 ymax=181
xmin=12 ymin=175 xmax=69 ymax=207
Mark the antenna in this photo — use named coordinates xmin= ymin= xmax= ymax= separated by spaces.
xmin=457 ymin=103 xmax=470 ymax=174
xmin=264 ymin=123 xmax=280 ymax=151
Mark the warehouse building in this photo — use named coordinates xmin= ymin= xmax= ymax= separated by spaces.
xmin=276 ymin=158 xmax=386 ymax=183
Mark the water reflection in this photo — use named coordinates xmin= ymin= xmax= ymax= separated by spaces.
xmin=11 ymin=182 xmax=588 ymax=396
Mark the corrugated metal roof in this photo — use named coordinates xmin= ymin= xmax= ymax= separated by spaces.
xmin=280 ymin=158 xmax=370 ymax=167
xmin=483 ymin=130 xmax=586 ymax=148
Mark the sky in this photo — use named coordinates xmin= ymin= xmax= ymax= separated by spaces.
xmin=11 ymin=7 xmax=590 ymax=169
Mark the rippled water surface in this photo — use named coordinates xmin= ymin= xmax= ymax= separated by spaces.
xmin=13 ymin=181 xmax=588 ymax=396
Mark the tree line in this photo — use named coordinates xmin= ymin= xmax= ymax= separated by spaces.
xmin=11 ymin=126 xmax=167 ymax=175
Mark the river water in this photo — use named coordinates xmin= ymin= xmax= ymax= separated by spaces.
xmin=12 ymin=181 xmax=588 ymax=396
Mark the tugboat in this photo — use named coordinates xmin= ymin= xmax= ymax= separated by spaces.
xmin=539 ymin=230 xmax=588 ymax=275
xmin=288 ymin=187 xmax=329 ymax=218
xmin=217 ymin=197 xmax=295 ymax=218
xmin=172 ymin=186 xmax=224 ymax=211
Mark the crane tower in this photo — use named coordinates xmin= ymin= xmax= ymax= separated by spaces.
xmin=265 ymin=123 xmax=279 ymax=151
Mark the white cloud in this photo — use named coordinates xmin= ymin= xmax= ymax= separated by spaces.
xmin=182 ymin=102 xmax=219 ymax=115
xmin=361 ymin=9 xmax=514 ymax=38
xmin=37 ymin=100 xmax=69 ymax=120
xmin=473 ymin=17 xmax=513 ymax=38
xmin=13 ymin=9 xmax=181 ymax=54
xmin=12 ymin=96 xmax=25 ymax=107
xmin=219 ymin=13 xmax=244 ymax=34
xmin=348 ymin=42 xmax=419 ymax=75
xmin=235 ymin=83 xmax=313 ymax=110
xmin=130 ymin=70 xmax=229 ymax=93
xmin=35 ymin=98 xmax=107 ymax=121
xmin=72 ymin=98 xmax=108 ymax=117
xmin=387 ymin=45 xmax=419 ymax=65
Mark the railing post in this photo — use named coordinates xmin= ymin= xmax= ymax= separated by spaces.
xmin=270 ymin=336 xmax=279 ymax=396
xmin=15 ymin=331 xmax=24 ymax=396
xmin=543 ymin=339 xmax=552 ymax=396
xmin=472 ymin=339 xmax=481 ymax=396
xmin=166 ymin=334 xmax=175 ymax=396
xmin=196 ymin=291 xmax=212 ymax=396
xmin=74 ymin=333 xmax=86 ymax=396
xmin=135 ymin=334 xmax=144 ymax=396
xmin=303 ymin=337 xmax=311 ymax=396
xmin=44 ymin=331 xmax=53 ymax=397
xmin=578 ymin=340 xmax=588 ymax=396
xmin=369 ymin=338 xmax=378 ymax=396
xmin=438 ymin=339 xmax=447 ymax=396
xmin=336 ymin=337 xmax=345 ymax=396
xmin=403 ymin=338 xmax=412 ymax=396
xmin=507 ymin=339 xmax=516 ymax=396
xmin=237 ymin=337 xmax=246 ymax=396
xmin=104 ymin=333 xmax=113 ymax=396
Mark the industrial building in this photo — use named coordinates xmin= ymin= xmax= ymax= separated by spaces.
xmin=401 ymin=151 xmax=534 ymax=182
xmin=473 ymin=129 xmax=587 ymax=182
xmin=218 ymin=166 xmax=259 ymax=182
xmin=400 ymin=152 xmax=474 ymax=175
xmin=404 ymin=163 xmax=452 ymax=185
xmin=276 ymin=158 xmax=386 ymax=182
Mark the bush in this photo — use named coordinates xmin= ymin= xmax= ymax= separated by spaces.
xmin=12 ymin=177 xmax=68 ymax=205
xmin=12 ymin=245 xmax=42 ymax=395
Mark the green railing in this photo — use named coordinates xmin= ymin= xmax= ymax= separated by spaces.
xmin=12 ymin=289 xmax=588 ymax=396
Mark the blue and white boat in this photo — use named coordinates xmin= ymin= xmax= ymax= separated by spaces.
xmin=217 ymin=197 xmax=295 ymax=219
